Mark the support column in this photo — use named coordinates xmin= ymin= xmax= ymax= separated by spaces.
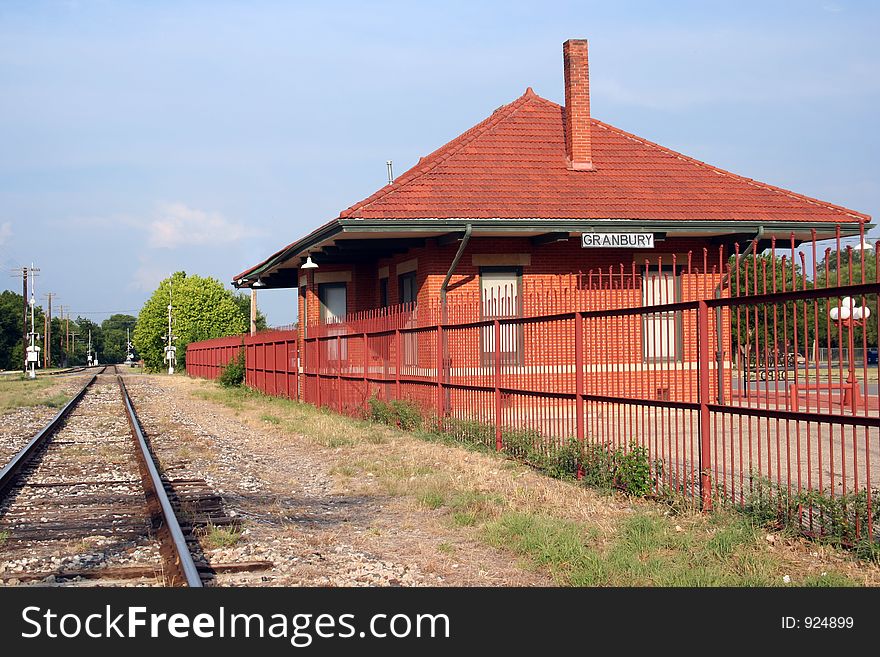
xmin=250 ymin=289 xmax=257 ymax=336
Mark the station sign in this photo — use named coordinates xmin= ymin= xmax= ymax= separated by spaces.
xmin=581 ymin=233 xmax=654 ymax=249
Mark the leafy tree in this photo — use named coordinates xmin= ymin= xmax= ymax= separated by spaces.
xmin=815 ymin=248 xmax=878 ymax=348
xmin=134 ymin=272 xmax=248 ymax=371
xmin=101 ymin=314 xmax=137 ymax=363
xmin=0 ymin=290 xmax=24 ymax=370
xmin=728 ymin=253 xmax=810 ymax=362
xmin=0 ymin=289 xmax=49 ymax=370
xmin=74 ymin=317 xmax=104 ymax=364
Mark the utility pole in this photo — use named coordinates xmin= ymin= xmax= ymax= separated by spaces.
xmin=125 ymin=327 xmax=134 ymax=366
xmin=21 ymin=266 xmax=27 ymax=374
xmin=26 ymin=267 xmax=40 ymax=379
xmin=47 ymin=293 xmax=52 ymax=368
xmin=164 ymin=277 xmax=176 ymax=375
xmin=42 ymin=292 xmax=53 ymax=368
xmin=250 ymin=288 xmax=257 ymax=336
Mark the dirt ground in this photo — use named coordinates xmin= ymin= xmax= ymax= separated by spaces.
xmin=125 ymin=374 xmax=559 ymax=586
xmin=118 ymin=373 xmax=880 ymax=587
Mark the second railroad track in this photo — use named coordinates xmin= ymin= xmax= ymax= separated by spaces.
xmin=0 ymin=366 xmax=203 ymax=586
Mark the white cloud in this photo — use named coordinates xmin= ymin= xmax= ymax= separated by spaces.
xmin=128 ymin=258 xmax=170 ymax=293
xmin=0 ymin=222 xmax=11 ymax=246
xmin=147 ymin=202 xmax=255 ymax=249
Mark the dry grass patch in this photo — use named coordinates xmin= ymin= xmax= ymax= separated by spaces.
xmin=0 ymin=376 xmax=70 ymax=414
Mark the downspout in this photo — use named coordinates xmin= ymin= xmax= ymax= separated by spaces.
xmin=439 ymin=224 xmax=472 ymax=414
xmin=714 ymin=226 xmax=764 ymax=404
xmin=440 ymin=224 xmax=473 ymax=323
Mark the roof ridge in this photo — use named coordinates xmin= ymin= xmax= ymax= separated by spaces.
xmin=489 ymin=95 xmax=867 ymax=221
xmin=590 ymin=118 xmax=870 ymax=221
xmin=339 ymin=90 xmax=542 ymax=219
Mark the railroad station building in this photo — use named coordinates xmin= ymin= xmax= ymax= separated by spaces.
xmin=232 ymin=39 xmax=869 ymax=402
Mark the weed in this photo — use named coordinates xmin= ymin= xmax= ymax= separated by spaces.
xmin=736 ymin=475 xmax=880 ymax=561
xmin=391 ymin=399 xmax=422 ymax=431
xmin=201 ymin=523 xmax=242 ymax=549
xmin=368 ymin=396 xmax=423 ymax=431
xmin=437 ymin=542 xmax=455 ymax=554
xmin=417 ymin=489 xmax=446 ymax=510
xmin=0 ymin=530 xmax=8 ymax=546
xmin=260 ymin=414 xmax=281 ymax=425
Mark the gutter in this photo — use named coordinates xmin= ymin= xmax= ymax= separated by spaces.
xmin=440 ymin=224 xmax=473 ymax=323
xmin=233 ymin=216 xmax=865 ymax=288
xmin=714 ymin=226 xmax=764 ymax=404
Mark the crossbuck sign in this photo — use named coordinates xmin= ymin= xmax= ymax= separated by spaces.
xmin=581 ymin=233 xmax=654 ymax=248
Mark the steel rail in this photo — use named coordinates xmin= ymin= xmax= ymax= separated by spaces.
xmin=0 ymin=367 xmax=104 ymax=498
xmin=116 ymin=373 xmax=203 ymax=587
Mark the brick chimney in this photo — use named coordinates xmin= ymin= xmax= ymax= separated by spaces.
xmin=563 ymin=39 xmax=595 ymax=171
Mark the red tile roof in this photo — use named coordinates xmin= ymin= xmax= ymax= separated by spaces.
xmin=340 ymin=88 xmax=868 ymax=223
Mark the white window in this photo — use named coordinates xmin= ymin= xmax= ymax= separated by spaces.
xmin=481 ymin=268 xmax=522 ymax=365
xmin=319 ymin=283 xmax=347 ymax=361
xmin=641 ymin=268 xmax=680 ymax=361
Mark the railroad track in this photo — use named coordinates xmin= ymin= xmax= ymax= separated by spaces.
xmin=0 ymin=365 xmax=203 ymax=586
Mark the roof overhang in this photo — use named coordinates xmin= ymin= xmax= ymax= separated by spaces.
xmin=233 ymin=218 xmax=870 ymax=289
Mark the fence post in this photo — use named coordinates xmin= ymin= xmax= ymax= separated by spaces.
xmin=436 ymin=325 xmax=444 ymax=426
xmin=315 ymin=339 xmax=321 ymax=409
xmin=362 ymin=332 xmax=369 ymax=401
xmin=575 ymin=311 xmax=585 ymax=446
xmin=336 ymin=334 xmax=342 ymax=412
xmin=394 ymin=329 xmax=401 ymax=401
xmin=494 ymin=319 xmax=502 ymax=452
xmin=698 ymin=300 xmax=713 ymax=511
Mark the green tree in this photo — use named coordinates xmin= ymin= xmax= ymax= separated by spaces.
xmin=101 ymin=314 xmax=137 ymax=363
xmin=0 ymin=290 xmax=24 ymax=370
xmin=134 ymin=272 xmax=248 ymax=371
xmin=75 ymin=317 xmax=104 ymax=364
xmin=815 ymin=248 xmax=878 ymax=348
xmin=728 ymin=253 xmax=810 ymax=362
xmin=0 ymin=290 xmax=49 ymax=370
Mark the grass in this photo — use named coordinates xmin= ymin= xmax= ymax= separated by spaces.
xmin=0 ymin=377 xmax=70 ymax=414
xmin=483 ymin=510 xmax=857 ymax=587
xmin=189 ymin=379 xmax=875 ymax=586
xmin=201 ymin=523 xmax=242 ymax=549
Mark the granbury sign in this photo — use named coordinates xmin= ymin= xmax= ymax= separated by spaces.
xmin=581 ymin=233 xmax=654 ymax=248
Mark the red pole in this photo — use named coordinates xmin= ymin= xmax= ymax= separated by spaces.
xmin=494 ymin=319 xmax=502 ymax=452
xmin=394 ymin=328 xmax=401 ymax=401
xmin=575 ymin=311 xmax=585 ymax=479
xmin=436 ymin=324 xmax=444 ymax=427
xmin=362 ymin=332 xmax=369 ymax=400
xmin=698 ymin=300 xmax=713 ymax=511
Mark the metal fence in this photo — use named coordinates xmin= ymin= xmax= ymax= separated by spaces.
xmin=185 ymin=329 xmax=299 ymax=398
xmin=187 ymin=226 xmax=880 ymax=542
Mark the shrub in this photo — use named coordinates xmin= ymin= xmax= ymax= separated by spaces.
xmin=367 ymin=396 xmax=423 ymax=431
xmin=391 ymin=399 xmax=423 ymax=431
xmin=368 ymin=396 xmax=396 ymax=425
xmin=218 ymin=350 xmax=245 ymax=387
xmin=738 ymin=475 xmax=880 ymax=560
xmin=615 ymin=444 xmax=654 ymax=497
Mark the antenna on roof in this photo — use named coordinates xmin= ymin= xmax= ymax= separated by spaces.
xmin=386 ymin=160 xmax=394 ymax=185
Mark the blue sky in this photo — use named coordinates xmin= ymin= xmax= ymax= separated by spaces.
xmin=0 ymin=0 xmax=878 ymax=326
